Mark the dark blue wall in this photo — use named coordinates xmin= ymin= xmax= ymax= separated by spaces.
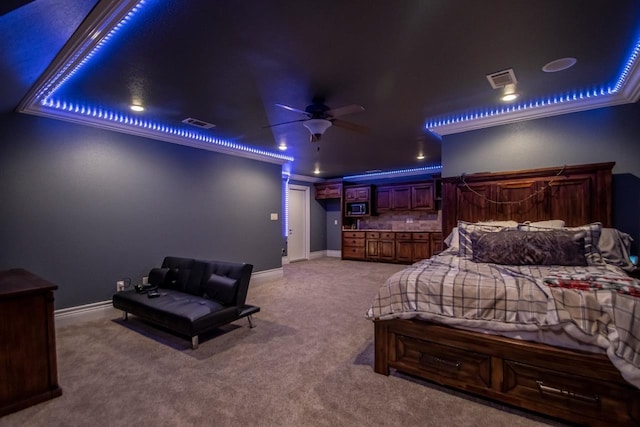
xmin=0 ymin=113 xmax=284 ymax=309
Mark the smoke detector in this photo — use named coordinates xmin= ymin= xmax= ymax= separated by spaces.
xmin=486 ymin=68 xmax=518 ymax=89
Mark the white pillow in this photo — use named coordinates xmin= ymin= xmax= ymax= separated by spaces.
xmin=444 ymin=227 xmax=459 ymax=249
xmin=519 ymin=219 xmax=565 ymax=230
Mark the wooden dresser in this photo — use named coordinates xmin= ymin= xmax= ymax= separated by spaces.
xmin=0 ymin=269 xmax=62 ymax=416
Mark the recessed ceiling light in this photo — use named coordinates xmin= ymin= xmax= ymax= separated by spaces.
xmin=278 ymin=142 xmax=287 ymax=151
xmin=313 ymin=168 xmax=320 ymax=174
xmin=130 ymin=104 xmax=144 ymax=112
xmin=542 ymin=57 xmax=577 ymax=73
xmin=416 ymin=154 xmax=425 ymax=160
xmin=501 ymin=93 xmax=519 ymax=102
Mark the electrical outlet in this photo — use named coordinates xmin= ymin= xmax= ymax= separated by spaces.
xmin=142 ymin=276 xmax=148 ymax=285
xmin=116 ymin=280 xmax=125 ymax=292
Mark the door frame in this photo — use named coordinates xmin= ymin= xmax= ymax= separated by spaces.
xmin=286 ymin=184 xmax=310 ymax=263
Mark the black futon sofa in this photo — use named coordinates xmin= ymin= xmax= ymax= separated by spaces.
xmin=112 ymin=256 xmax=259 ymax=349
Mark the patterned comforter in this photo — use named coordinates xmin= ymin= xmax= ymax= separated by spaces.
xmin=366 ymin=249 xmax=640 ymax=389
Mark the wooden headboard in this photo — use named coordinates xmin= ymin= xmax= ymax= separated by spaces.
xmin=441 ymin=162 xmax=614 ymax=238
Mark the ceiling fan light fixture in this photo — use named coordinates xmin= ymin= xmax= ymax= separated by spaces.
xmin=303 ymin=119 xmax=332 ymax=140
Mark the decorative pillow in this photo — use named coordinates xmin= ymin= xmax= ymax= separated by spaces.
xmin=457 ymin=220 xmax=518 ymax=257
xmin=203 ymin=274 xmax=238 ymax=305
xmin=518 ymin=219 xmax=565 ymax=230
xmin=471 ymin=230 xmax=588 ymax=266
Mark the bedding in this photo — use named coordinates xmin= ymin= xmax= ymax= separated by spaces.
xmin=366 ymin=248 xmax=640 ymax=389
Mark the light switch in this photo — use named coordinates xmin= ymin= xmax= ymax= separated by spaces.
xmin=270 ymin=213 xmax=278 ymax=220
xmin=334 ymin=220 xmax=338 ymax=225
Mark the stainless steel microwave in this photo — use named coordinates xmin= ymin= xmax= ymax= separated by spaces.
xmin=349 ymin=203 xmax=367 ymax=215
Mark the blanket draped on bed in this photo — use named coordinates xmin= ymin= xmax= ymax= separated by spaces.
xmin=366 ymin=250 xmax=640 ymax=389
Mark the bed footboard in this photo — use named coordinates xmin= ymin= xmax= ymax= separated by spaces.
xmin=373 ymin=318 xmax=640 ymax=427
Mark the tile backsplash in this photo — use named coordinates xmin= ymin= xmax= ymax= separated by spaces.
xmin=357 ymin=210 xmax=442 ymax=231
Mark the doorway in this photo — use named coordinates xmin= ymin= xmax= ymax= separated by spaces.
xmin=288 ymin=184 xmax=310 ymax=262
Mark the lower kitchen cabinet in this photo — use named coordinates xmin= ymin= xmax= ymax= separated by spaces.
xmin=342 ymin=231 xmax=442 ymax=264
xmin=342 ymin=231 xmax=366 ymax=260
xmin=366 ymin=232 xmax=395 ymax=261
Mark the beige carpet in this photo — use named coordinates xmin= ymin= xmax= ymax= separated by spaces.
xmin=0 ymin=258 xmax=568 ymax=427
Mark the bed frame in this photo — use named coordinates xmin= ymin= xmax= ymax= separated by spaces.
xmin=373 ymin=162 xmax=640 ymax=426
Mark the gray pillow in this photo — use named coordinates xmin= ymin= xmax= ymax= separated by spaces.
xmin=471 ymin=230 xmax=588 ymax=266
xmin=598 ymin=228 xmax=635 ymax=272
xmin=203 ymin=273 xmax=238 ymax=305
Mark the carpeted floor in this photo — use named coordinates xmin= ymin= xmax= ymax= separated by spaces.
xmin=0 ymin=258 xmax=569 ymax=427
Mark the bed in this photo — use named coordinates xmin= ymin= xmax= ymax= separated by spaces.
xmin=367 ymin=162 xmax=640 ymax=427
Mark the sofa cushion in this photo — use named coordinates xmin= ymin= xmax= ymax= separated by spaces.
xmin=203 ymin=273 xmax=238 ymax=305
xmin=160 ymin=257 xmax=194 ymax=291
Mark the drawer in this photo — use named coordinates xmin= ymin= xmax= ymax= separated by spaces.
xmin=396 ymin=232 xmax=412 ymax=240
xmin=366 ymin=232 xmax=380 ymax=239
xmin=412 ymin=232 xmax=430 ymax=240
xmin=379 ymin=232 xmax=395 ymax=239
xmin=343 ymin=231 xmax=365 ymax=239
xmin=502 ymin=360 xmax=640 ymax=424
xmin=342 ymin=246 xmax=365 ymax=260
xmin=393 ymin=335 xmax=492 ymax=389
xmin=342 ymin=238 xmax=365 ymax=248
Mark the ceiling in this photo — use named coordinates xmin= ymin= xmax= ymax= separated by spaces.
xmin=2 ymin=0 xmax=639 ymax=179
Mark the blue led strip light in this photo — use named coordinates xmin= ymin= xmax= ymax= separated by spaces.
xmin=426 ymin=37 xmax=640 ymax=132
xmin=35 ymin=0 xmax=292 ymax=163
xmin=613 ymin=36 xmax=640 ymax=92
xmin=39 ymin=1 xmax=149 ymax=102
xmin=343 ymin=165 xmax=442 ymax=180
xmin=41 ymin=98 xmax=294 ymax=162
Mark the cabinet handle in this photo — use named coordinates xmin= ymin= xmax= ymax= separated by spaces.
xmin=420 ymin=353 xmax=462 ymax=370
xmin=536 ymin=381 xmax=600 ymax=406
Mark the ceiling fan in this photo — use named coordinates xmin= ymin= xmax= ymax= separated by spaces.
xmin=268 ymin=97 xmax=366 ymax=142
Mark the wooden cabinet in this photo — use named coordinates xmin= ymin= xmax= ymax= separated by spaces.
xmin=342 ymin=231 xmax=366 ymax=260
xmin=376 ymin=186 xmax=411 ymax=212
xmin=0 ymin=269 xmax=62 ymax=417
xmin=344 ymin=185 xmax=370 ymax=202
xmin=394 ymin=233 xmax=414 ymax=263
xmin=366 ymin=232 xmax=395 ymax=261
xmin=314 ymin=181 xmax=342 ymax=199
xmin=343 ymin=231 xmax=441 ymax=264
xmin=375 ymin=183 xmax=434 ymax=213
xmin=395 ymin=232 xmax=438 ymax=263
xmin=344 ymin=185 xmax=372 ymax=218
xmin=412 ymin=232 xmax=432 ymax=261
xmin=430 ymin=233 xmax=443 ymax=255
xmin=411 ymin=183 xmax=435 ymax=211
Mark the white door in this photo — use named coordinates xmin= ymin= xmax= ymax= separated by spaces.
xmin=288 ymin=185 xmax=309 ymax=262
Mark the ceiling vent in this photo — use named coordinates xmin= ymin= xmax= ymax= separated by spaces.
xmin=182 ymin=117 xmax=216 ymax=129
xmin=486 ymin=68 xmax=517 ymax=89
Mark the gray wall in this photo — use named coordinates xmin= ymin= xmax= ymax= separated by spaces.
xmin=0 ymin=113 xmax=284 ymax=309
xmin=442 ymin=103 xmax=640 ymax=252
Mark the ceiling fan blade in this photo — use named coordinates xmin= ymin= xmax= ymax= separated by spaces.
xmin=326 ymin=104 xmax=364 ymax=118
xmin=332 ymin=119 xmax=369 ymax=134
xmin=262 ymin=118 xmax=308 ymax=129
xmin=275 ymin=103 xmax=309 ymax=116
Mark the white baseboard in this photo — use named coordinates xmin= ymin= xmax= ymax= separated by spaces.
xmin=54 ymin=268 xmax=285 ymax=327
xmin=55 ymin=300 xmax=118 ymax=328
xmin=326 ymin=250 xmax=341 ymax=258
